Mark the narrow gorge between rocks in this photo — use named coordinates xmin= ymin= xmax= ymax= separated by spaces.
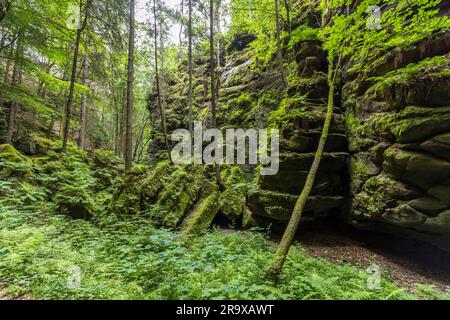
xmin=0 ymin=0 xmax=450 ymax=300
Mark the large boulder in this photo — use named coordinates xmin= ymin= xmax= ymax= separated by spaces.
xmin=383 ymin=147 xmax=450 ymax=190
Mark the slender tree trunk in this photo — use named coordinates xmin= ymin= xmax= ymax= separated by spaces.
xmin=215 ymin=0 xmax=222 ymax=68
xmin=5 ymin=43 xmax=22 ymax=144
xmin=62 ymin=0 xmax=92 ymax=152
xmin=187 ymin=0 xmax=193 ymax=137
xmin=0 ymin=46 xmax=12 ymax=111
xmin=2 ymin=54 xmax=11 ymax=83
xmin=119 ymin=85 xmax=127 ymax=157
xmin=267 ymin=59 xmax=339 ymax=281
xmin=153 ymin=0 xmax=173 ymax=163
xmin=274 ymin=0 xmax=287 ymax=89
xmin=133 ymin=115 xmax=149 ymax=160
xmin=283 ymin=0 xmax=291 ymax=35
xmin=178 ymin=0 xmax=184 ymax=60
xmin=0 ymin=1 xmax=10 ymax=24
xmin=125 ymin=0 xmax=135 ymax=173
xmin=209 ymin=0 xmax=224 ymax=191
xmin=79 ymin=52 xmax=89 ymax=149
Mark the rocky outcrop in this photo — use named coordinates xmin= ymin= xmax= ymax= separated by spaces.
xmin=345 ymin=31 xmax=450 ymax=250
xmin=146 ymin=0 xmax=450 ymax=250
xmin=246 ymin=18 xmax=349 ymax=227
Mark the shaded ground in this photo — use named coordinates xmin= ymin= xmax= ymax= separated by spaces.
xmin=291 ymin=221 xmax=450 ymax=293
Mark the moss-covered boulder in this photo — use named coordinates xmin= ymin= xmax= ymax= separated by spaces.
xmin=181 ymin=192 xmax=221 ymax=235
xmin=158 ymin=168 xmax=203 ymax=228
xmin=248 ymin=189 xmax=344 ymax=222
xmin=383 ymin=147 xmax=450 ymax=190
xmin=424 ymin=210 xmax=450 ymax=234
xmin=0 ymin=144 xmax=33 ymax=179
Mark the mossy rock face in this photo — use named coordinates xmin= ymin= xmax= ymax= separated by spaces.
xmin=181 ymin=192 xmax=221 ymax=235
xmin=219 ymin=188 xmax=245 ymax=222
xmin=420 ymin=132 xmax=450 ymax=161
xmin=405 ymin=78 xmax=450 ymax=107
xmin=287 ymin=72 xmax=328 ymax=100
xmin=0 ymin=144 xmax=33 ymax=179
xmin=141 ymin=161 xmax=173 ymax=201
xmin=158 ymin=169 xmax=203 ymax=228
xmin=381 ymin=204 xmax=428 ymax=227
xmin=383 ymin=147 xmax=450 ymax=190
xmin=278 ymin=152 xmax=348 ymax=173
xmin=281 ymin=131 xmax=348 ymax=153
xmin=353 ymin=174 xmax=420 ymax=220
xmin=372 ymin=106 xmax=450 ymax=144
xmin=227 ymin=33 xmax=257 ymax=52
xmin=0 ymin=144 xmax=28 ymax=162
xmin=295 ymin=40 xmax=324 ymax=62
xmin=408 ymin=197 xmax=448 ymax=217
xmin=424 ymin=210 xmax=450 ymax=234
xmin=248 ymin=190 xmax=344 ymax=222
xmin=260 ymin=170 xmax=342 ymax=196
xmin=427 ymin=185 xmax=450 ymax=206
xmin=350 ymin=152 xmax=381 ymax=195
xmin=110 ymin=169 xmax=149 ymax=216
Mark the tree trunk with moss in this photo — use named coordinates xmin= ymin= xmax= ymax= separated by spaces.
xmin=267 ymin=60 xmax=337 ymax=281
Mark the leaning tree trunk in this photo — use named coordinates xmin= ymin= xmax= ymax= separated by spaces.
xmin=153 ymin=0 xmax=173 ymax=163
xmin=267 ymin=60 xmax=337 ymax=281
xmin=124 ymin=0 xmax=135 ymax=173
xmin=79 ymin=52 xmax=89 ymax=149
xmin=62 ymin=0 xmax=92 ymax=152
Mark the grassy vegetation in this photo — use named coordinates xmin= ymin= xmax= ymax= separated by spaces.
xmin=0 ymin=207 xmax=415 ymax=300
xmin=0 ymin=143 xmax=448 ymax=300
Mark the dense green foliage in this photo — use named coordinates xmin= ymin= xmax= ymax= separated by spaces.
xmin=1 ymin=145 xmax=449 ymax=300
xmin=0 ymin=207 xmax=415 ymax=300
xmin=1 ymin=0 xmax=450 ymax=301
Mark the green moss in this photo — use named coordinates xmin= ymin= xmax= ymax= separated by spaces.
xmin=158 ymin=168 xmax=202 ymax=228
xmin=367 ymin=55 xmax=450 ymax=96
xmin=345 ymin=111 xmax=376 ymax=151
xmin=353 ymin=174 xmax=416 ymax=220
xmin=181 ymin=191 xmax=221 ymax=235
xmin=371 ymin=106 xmax=450 ymax=143
xmin=0 ymin=144 xmax=33 ymax=179
xmin=288 ymin=25 xmax=321 ymax=50
xmin=0 ymin=144 xmax=27 ymax=162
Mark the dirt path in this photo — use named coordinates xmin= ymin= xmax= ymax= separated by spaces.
xmin=220 ymin=225 xmax=450 ymax=293
xmin=290 ymin=223 xmax=450 ymax=293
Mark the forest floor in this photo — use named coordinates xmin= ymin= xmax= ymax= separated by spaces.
xmin=285 ymin=223 xmax=450 ymax=293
